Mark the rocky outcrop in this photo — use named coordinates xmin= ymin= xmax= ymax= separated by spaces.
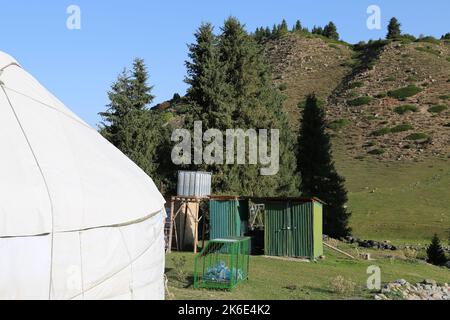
xmin=375 ymin=279 xmax=449 ymax=300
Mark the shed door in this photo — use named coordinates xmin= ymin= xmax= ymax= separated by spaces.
xmin=265 ymin=203 xmax=292 ymax=256
xmin=290 ymin=202 xmax=314 ymax=258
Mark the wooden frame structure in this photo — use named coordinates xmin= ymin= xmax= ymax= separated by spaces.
xmin=166 ymin=196 xmax=208 ymax=254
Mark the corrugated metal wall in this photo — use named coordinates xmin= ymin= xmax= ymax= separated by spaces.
xmin=209 ymin=198 xmax=323 ymax=259
xmin=264 ymin=201 xmax=320 ymax=258
xmin=263 ymin=202 xmax=288 ymax=256
xmin=209 ymin=200 xmax=248 ymax=239
xmin=290 ymin=202 xmax=314 ymax=258
xmin=177 ymin=171 xmax=212 ymax=197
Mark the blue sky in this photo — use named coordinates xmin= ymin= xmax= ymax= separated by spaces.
xmin=0 ymin=0 xmax=448 ymax=126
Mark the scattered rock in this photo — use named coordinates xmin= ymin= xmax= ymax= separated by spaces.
xmin=423 ymin=279 xmax=437 ymax=286
xmin=395 ymin=279 xmax=407 ymax=285
xmin=375 ymin=279 xmax=449 ymax=300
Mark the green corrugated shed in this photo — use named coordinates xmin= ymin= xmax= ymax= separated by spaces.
xmin=209 ymin=199 xmax=248 ymax=239
xmin=264 ymin=199 xmax=323 ymax=259
xmin=209 ymin=197 xmax=323 ymax=259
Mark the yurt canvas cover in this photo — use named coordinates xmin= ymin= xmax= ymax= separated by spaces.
xmin=0 ymin=52 xmax=166 ymax=300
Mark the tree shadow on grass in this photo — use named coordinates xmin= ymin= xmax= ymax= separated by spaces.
xmin=302 ymin=285 xmax=335 ymax=295
xmin=184 ymin=275 xmax=195 ymax=289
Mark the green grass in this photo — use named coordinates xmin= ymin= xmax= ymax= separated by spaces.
xmin=348 ymin=81 xmax=364 ymax=89
xmin=375 ymin=93 xmax=387 ymax=99
xmin=394 ymin=104 xmax=418 ymax=115
xmin=367 ymin=148 xmax=385 ymax=155
xmin=371 ymin=128 xmax=391 ymax=136
xmin=415 ymin=46 xmax=441 ymax=57
xmin=371 ymin=124 xmax=413 ymax=136
xmin=348 ymin=96 xmax=373 ymax=106
xmin=332 ymin=139 xmax=450 ymax=243
xmin=405 ymin=133 xmax=429 ymax=141
xmin=390 ymin=124 xmax=413 ymax=133
xmin=365 ymin=115 xmax=378 ymax=121
xmin=329 ymin=119 xmax=350 ymax=130
xmin=388 ymin=85 xmax=422 ymax=100
xmin=383 ymin=75 xmax=396 ymax=82
xmin=416 ymin=37 xmax=441 ymax=45
xmin=328 ymin=43 xmax=340 ymax=50
xmin=438 ymin=95 xmax=450 ymax=101
xmin=166 ymin=249 xmax=450 ymax=300
xmin=428 ymin=105 xmax=448 ymax=113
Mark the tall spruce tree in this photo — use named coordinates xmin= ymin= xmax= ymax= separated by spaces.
xmin=442 ymin=33 xmax=450 ymax=40
xmin=297 ymin=94 xmax=351 ymax=238
xmin=312 ymin=26 xmax=324 ymax=36
xmin=219 ymin=17 xmax=298 ymax=196
xmin=387 ymin=17 xmax=401 ymax=39
xmin=278 ymin=19 xmax=289 ymax=36
xmin=323 ymin=22 xmax=339 ymax=40
xmin=185 ymin=17 xmax=299 ymax=196
xmin=293 ymin=20 xmax=302 ymax=32
xmin=426 ymin=234 xmax=447 ymax=266
xmin=185 ymin=23 xmax=230 ymax=129
xmin=99 ymin=58 xmax=163 ymax=186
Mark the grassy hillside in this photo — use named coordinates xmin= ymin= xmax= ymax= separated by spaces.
xmin=327 ymin=39 xmax=450 ymax=161
xmin=334 ymin=141 xmax=450 ymax=243
xmin=263 ymin=33 xmax=450 ymax=243
xmin=166 ymin=247 xmax=450 ymax=300
xmin=265 ymin=33 xmax=353 ymax=126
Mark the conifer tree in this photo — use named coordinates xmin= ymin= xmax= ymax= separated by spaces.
xmin=426 ymin=234 xmax=447 ymax=266
xmin=99 ymin=58 xmax=163 ymax=186
xmin=387 ymin=17 xmax=401 ymax=39
xmin=323 ymin=22 xmax=339 ymax=40
xmin=271 ymin=24 xmax=278 ymax=38
xmin=185 ymin=17 xmax=299 ymax=196
xmin=279 ymin=19 xmax=289 ymax=36
xmin=185 ymin=23 xmax=229 ymax=129
xmin=297 ymin=94 xmax=351 ymax=238
xmin=293 ymin=20 xmax=302 ymax=32
xmin=312 ymin=26 xmax=324 ymax=36
xmin=219 ymin=17 xmax=298 ymax=196
xmin=441 ymin=33 xmax=450 ymax=40
xmin=254 ymin=27 xmax=264 ymax=42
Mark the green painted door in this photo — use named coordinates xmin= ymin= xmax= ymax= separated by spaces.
xmin=265 ymin=202 xmax=292 ymax=256
xmin=265 ymin=202 xmax=317 ymax=258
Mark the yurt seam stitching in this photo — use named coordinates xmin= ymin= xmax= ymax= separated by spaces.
xmin=0 ymin=210 xmax=162 ymax=238
xmin=57 ymin=210 xmax=162 ymax=234
xmin=3 ymin=86 xmax=92 ymax=130
xmin=0 ymin=85 xmax=56 ymax=300
xmin=0 ymin=62 xmax=20 ymax=72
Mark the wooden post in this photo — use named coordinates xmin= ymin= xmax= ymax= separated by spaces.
xmin=201 ymin=215 xmax=206 ymax=251
xmin=193 ymin=202 xmax=199 ymax=254
xmin=167 ymin=197 xmax=175 ymax=253
xmin=181 ymin=200 xmax=188 ymax=251
xmin=167 ymin=196 xmax=208 ymax=253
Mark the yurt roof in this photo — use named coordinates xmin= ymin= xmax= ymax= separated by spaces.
xmin=0 ymin=52 xmax=165 ymax=237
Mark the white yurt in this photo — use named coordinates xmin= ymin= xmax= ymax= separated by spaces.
xmin=0 ymin=52 xmax=166 ymax=300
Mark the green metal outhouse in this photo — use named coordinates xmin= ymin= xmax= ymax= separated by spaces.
xmin=209 ymin=196 xmax=324 ymax=260
xmin=260 ymin=198 xmax=323 ymax=259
